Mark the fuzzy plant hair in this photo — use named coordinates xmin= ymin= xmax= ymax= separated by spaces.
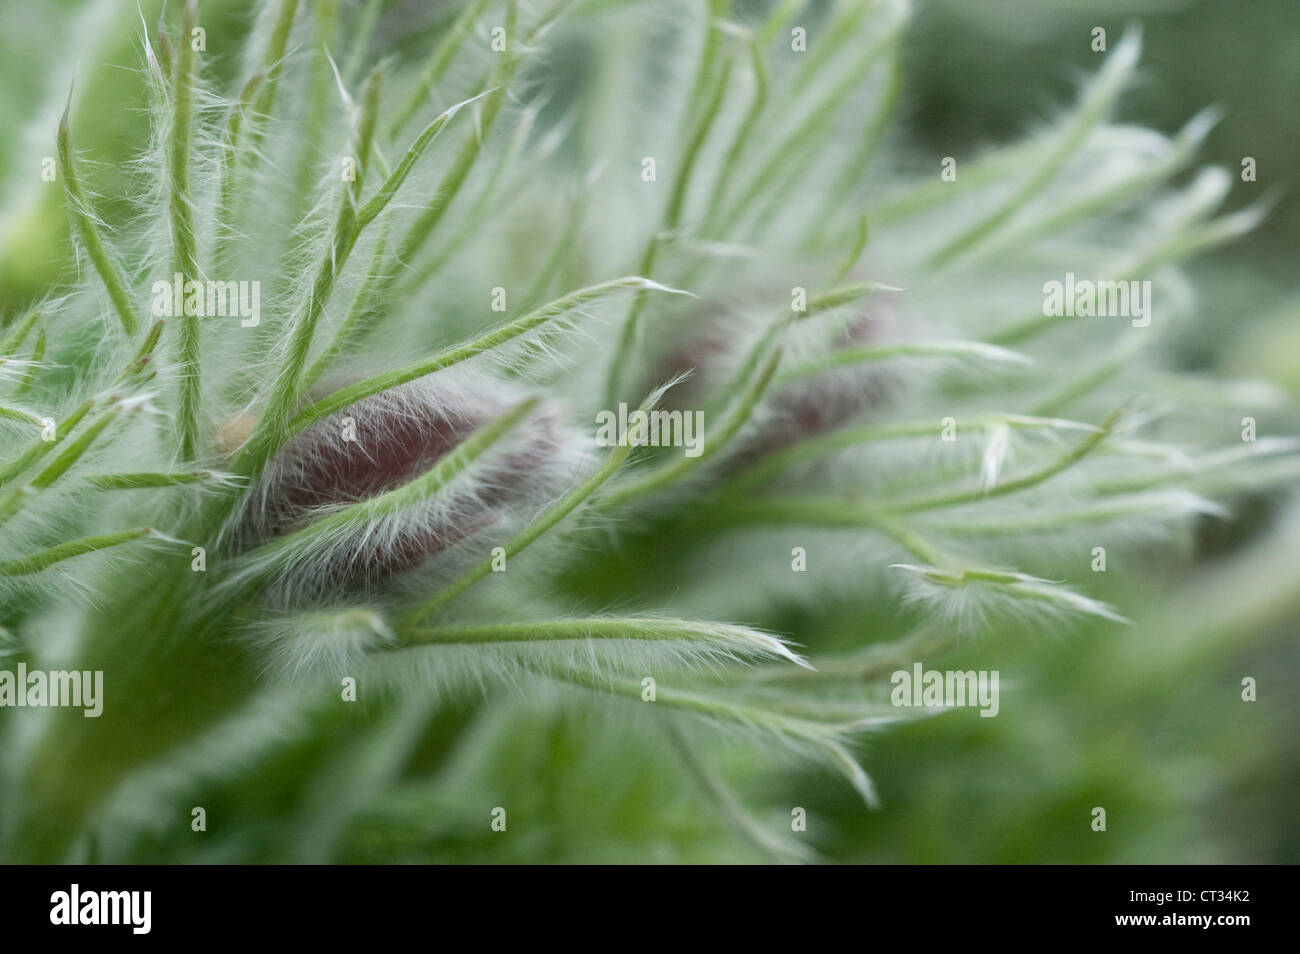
xmin=0 ymin=0 xmax=1294 ymax=863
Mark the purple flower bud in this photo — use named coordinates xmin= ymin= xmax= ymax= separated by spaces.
xmin=656 ymin=292 xmax=898 ymax=469
xmin=239 ymin=376 xmax=584 ymax=596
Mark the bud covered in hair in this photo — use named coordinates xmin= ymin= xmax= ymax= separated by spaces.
xmin=236 ymin=374 xmax=587 ymax=601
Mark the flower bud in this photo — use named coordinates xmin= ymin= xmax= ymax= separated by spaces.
xmin=656 ymin=290 xmax=897 ymax=469
xmin=240 ymin=375 xmax=585 ymax=598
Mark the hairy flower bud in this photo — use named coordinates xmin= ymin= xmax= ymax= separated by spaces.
xmin=239 ymin=376 xmax=585 ymax=598
xmin=657 ymin=291 xmax=898 ymax=469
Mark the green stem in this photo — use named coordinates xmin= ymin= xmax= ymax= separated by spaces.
xmin=0 ymin=306 xmax=44 ymax=356
xmin=301 ymin=212 xmax=392 ymax=390
xmin=170 ymin=0 xmax=201 ymax=459
xmin=700 ymin=32 xmax=768 ymax=231
xmin=342 ymin=0 xmax=386 ymax=85
xmin=0 ymin=407 xmax=124 ymax=528
xmin=0 ymin=398 xmax=94 ymax=487
xmin=213 ymin=72 xmax=267 ymax=271
xmin=0 ymin=528 xmax=152 ymax=576
xmin=925 ymin=30 xmax=1140 ymax=268
xmin=388 ymin=0 xmax=494 ymax=137
xmin=605 ymin=54 xmax=734 ymax=406
xmin=286 ymin=277 xmax=683 ymax=448
xmin=392 ymin=1 xmax=519 ymax=267
xmin=87 ymin=471 xmax=225 ymax=490
xmin=0 ymin=405 xmax=43 ymax=427
xmin=57 ymin=105 xmax=139 ymax=338
xmin=777 ymin=340 xmax=1030 ymax=386
xmin=602 ymin=348 xmax=782 ymax=506
xmin=246 ymin=0 xmax=301 ymax=154
xmin=11 ymin=330 xmax=45 ymax=398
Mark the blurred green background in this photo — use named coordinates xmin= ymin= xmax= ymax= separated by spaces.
xmin=0 ymin=0 xmax=1295 ymax=863
xmin=858 ymin=0 xmax=1300 ymax=863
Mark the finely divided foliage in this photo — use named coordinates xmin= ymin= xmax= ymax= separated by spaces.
xmin=0 ymin=0 xmax=1293 ymax=862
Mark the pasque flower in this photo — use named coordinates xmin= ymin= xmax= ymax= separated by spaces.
xmin=0 ymin=1 xmax=1289 ymax=866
